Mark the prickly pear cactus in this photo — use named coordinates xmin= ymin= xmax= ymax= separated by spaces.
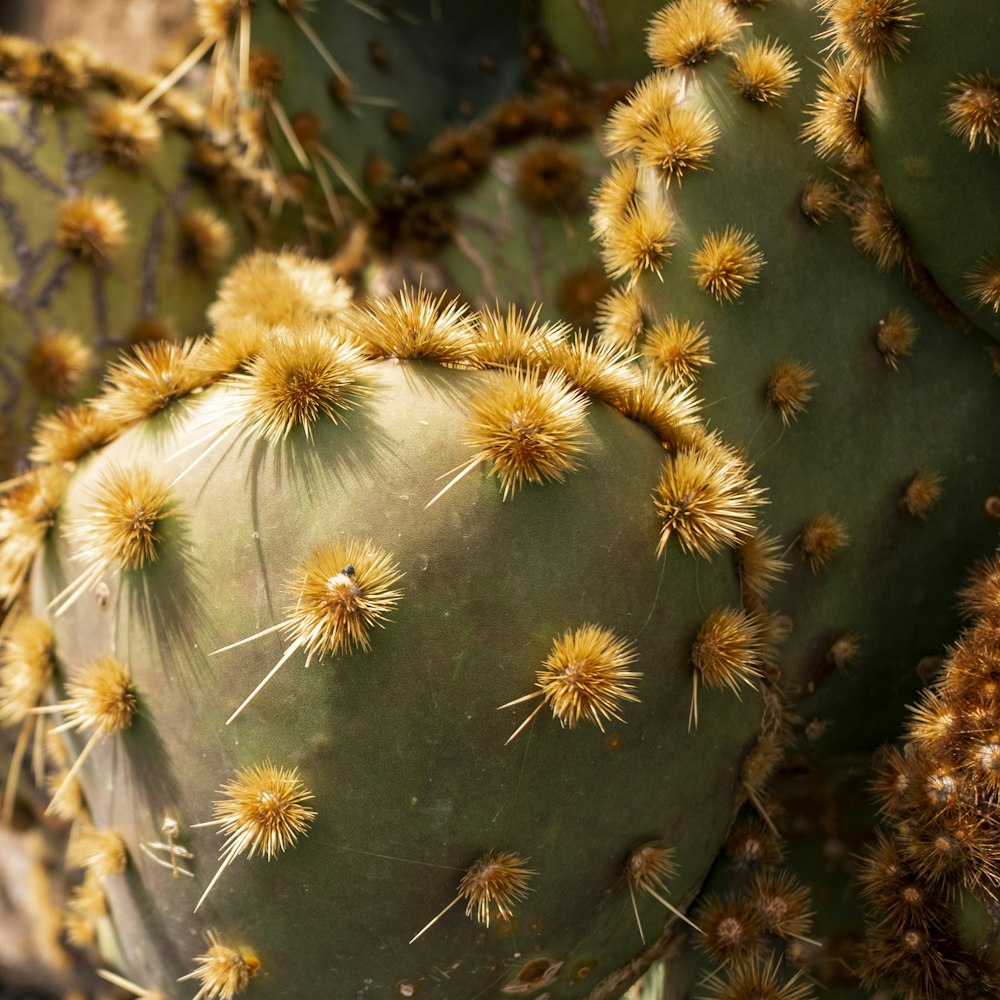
xmin=0 ymin=36 xmax=284 ymax=477
xmin=590 ymin=0 xmax=1000 ymax=753
xmin=3 ymin=255 xmax=790 ymax=999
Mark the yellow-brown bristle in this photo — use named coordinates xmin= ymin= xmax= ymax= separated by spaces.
xmin=208 ymin=250 xmax=353 ymax=330
xmin=646 ymin=0 xmax=744 ymax=70
xmin=643 ymin=316 xmax=713 ymax=384
xmin=0 ymin=466 xmax=69 ymax=605
xmin=726 ymin=815 xmax=783 ymax=869
xmin=595 ymin=286 xmax=648 ymax=348
xmin=68 ymin=464 xmax=174 ymax=575
xmin=851 ymin=193 xmax=906 ymax=270
xmin=56 ymin=194 xmax=128 ymax=262
xmin=24 ymin=329 xmax=93 ymax=400
xmin=590 ymin=159 xmax=641 ymax=240
xmin=501 ymin=625 xmax=640 ymax=741
xmin=473 ymin=305 xmax=569 ymax=370
xmin=798 ymin=513 xmax=849 ymax=571
xmin=283 ymin=539 xmax=404 ymax=658
xmin=899 ymin=471 xmax=943 ymax=519
xmin=958 ymin=554 xmax=1000 ymax=621
xmin=194 ymin=0 xmax=239 ymax=40
xmin=67 ymin=826 xmax=128 ymax=879
xmin=691 ymin=607 xmax=764 ymax=703
xmin=0 ymin=616 xmax=53 ymax=726
xmin=612 ymin=371 xmax=703 ymax=450
xmin=828 ymin=631 xmax=861 ymax=671
xmin=598 ymin=200 xmax=676 ymax=281
xmin=875 ymin=306 xmax=918 ymax=368
xmin=515 ymin=142 xmax=585 ymax=213
xmin=19 ymin=41 xmax=90 ymax=104
xmin=697 ymin=894 xmax=762 ymax=963
xmin=624 ymin=840 xmax=702 ymax=940
xmin=59 ymin=656 xmax=137 ymax=737
xmin=195 ymin=762 xmax=315 ymax=911
xmin=97 ymin=970 xmax=165 ymax=1000
xmin=199 ymin=320 xmax=272 ymax=377
xmin=29 ymin=404 xmax=115 ymax=465
xmin=349 ymin=286 xmax=475 ymax=364
xmin=946 ymin=74 xmax=1000 ymax=151
xmin=65 ymin=873 xmax=107 ymax=932
xmin=967 ymin=255 xmax=1000 ymax=313
xmin=179 ymin=930 xmax=259 ymax=1000
xmin=800 ymin=176 xmax=840 ymax=224
xmin=820 ymin=0 xmax=918 ymax=68
xmin=604 ymin=72 xmax=682 ymax=155
xmin=750 ymin=869 xmax=815 ymax=940
xmin=91 ymin=99 xmax=162 ymax=168
xmin=736 ymin=529 xmax=789 ymax=603
xmin=542 ymin=336 xmax=641 ymax=406
xmin=94 ymin=338 xmax=209 ymax=426
xmin=637 ymin=104 xmax=720 ymax=185
xmin=729 ymin=39 xmax=800 ymax=104
xmin=180 ymin=208 xmax=234 ymax=273
xmin=463 ymin=369 xmax=590 ymax=499
xmin=412 ymin=850 xmax=534 ymax=942
xmin=235 ymin=329 xmax=374 ymax=442
xmin=248 ymin=48 xmax=283 ymax=100
xmin=802 ymin=61 xmax=867 ymax=160
xmin=906 ymin=693 xmax=962 ymax=761
xmin=655 ymin=436 xmax=764 ymax=558
xmin=765 ymin=360 xmax=816 ymax=424
xmin=700 ymin=955 xmax=814 ymax=1000
xmin=690 ymin=227 xmax=764 ymax=302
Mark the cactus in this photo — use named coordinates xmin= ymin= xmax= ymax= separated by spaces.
xmin=0 ymin=36 xmax=292 ymax=478
xmin=814 ymin=0 xmax=1000 ymax=338
xmin=0 ymin=259 xmax=797 ymax=998
xmin=588 ymin=0 xmax=1000 ymax=754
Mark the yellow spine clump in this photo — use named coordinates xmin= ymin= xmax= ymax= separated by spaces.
xmin=637 ymin=104 xmax=720 ymax=185
xmin=67 ymin=825 xmax=128 ymax=879
xmin=457 ymin=369 xmax=590 ymax=501
xmin=24 ymin=329 xmax=93 ymax=400
xmin=0 ymin=616 xmax=53 ymax=726
xmin=625 ymin=841 xmax=702 ymax=941
xmin=818 ymin=0 xmax=918 ymax=68
xmin=595 ymin=286 xmax=648 ymax=348
xmin=875 ymin=307 xmax=918 ymax=368
xmin=851 ymin=193 xmax=906 ymax=270
xmin=802 ymin=60 xmax=867 ymax=160
xmin=799 ymin=513 xmax=850 ymax=571
xmin=179 ymin=930 xmax=260 ymax=1000
xmin=90 ymin=99 xmax=163 ymax=167
xmin=348 ymin=286 xmax=476 ymax=364
xmin=655 ymin=437 xmax=764 ymax=558
xmin=515 ymin=142 xmax=585 ymax=213
xmin=729 ymin=39 xmax=800 ymax=105
xmin=604 ymin=72 xmax=682 ymax=155
xmin=800 ymin=176 xmax=840 ymax=224
xmin=180 ymin=208 xmax=234 ymax=273
xmin=411 ymin=850 xmax=534 ymax=942
xmin=646 ymin=0 xmax=745 ymax=70
xmin=234 ymin=328 xmax=374 ymax=442
xmin=599 ymin=200 xmax=676 ymax=281
xmin=613 ymin=371 xmax=703 ymax=450
xmin=690 ymin=227 xmax=765 ymax=302
xmin=736 ymin=528 xmax=789 ymax=604
xmin=690 ymin=608 xmax=764 ymax=727
xmin=501 ymin=625 xmax=641 ymax=742
xmin=195 ymin=762 xmax=315 ymax=911
xmin=56 ymin=194 xmax=128 ymax=261
xmin=899 ymin=471 xmax=943 ymax=519
xmin=967 ymin=255 xmax=1000 ymax=313
xmin=946 ymin=74 xmax=1000 ymax=151
xmin=591 ymin=159 xmax=641 ymax=240
xmin=29 ymin=404 xmax=115 ymax=465
xmin=643 ymin=317 xmax=713 ymax=385
xmin=765 ymin=360 xmax=816 ymax=424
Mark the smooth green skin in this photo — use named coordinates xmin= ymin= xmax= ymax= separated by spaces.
xmin=631 ymin=0 xmax=1000 ymax=754
xmin=421 ymin=134 xmax=609 ymax=325
xmin=538 ymin=0 xmax=661 ymax=83
xmin=0 ymin=86 xmax=260 ymax=475
xmin=247 ymin=0 xmax=527 ymax=198
xmin=37 ymin=361 xmax=761 ymax=1000
xmin=865 ymin=0 xmax=1000 ymax=339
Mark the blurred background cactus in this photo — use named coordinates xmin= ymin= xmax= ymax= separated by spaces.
xmin=0 ymin=1 xmax=998 ymax=999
